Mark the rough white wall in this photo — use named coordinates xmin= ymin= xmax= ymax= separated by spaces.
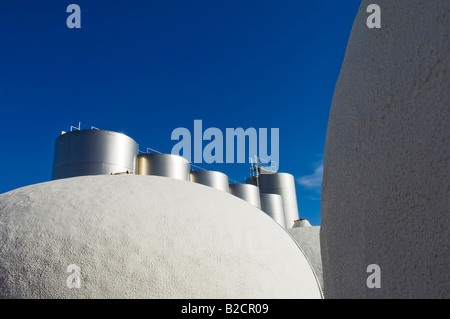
xmin=321 ymin=0 xmax=449 ymax=298
xmin=287 ymin=226 xmax=323 ymax=289
xmin=0 ymin=175 xmax=322 ymax=299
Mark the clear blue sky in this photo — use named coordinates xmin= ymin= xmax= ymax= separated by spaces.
xmin=0 ymin=1 xmax=361 ymax=226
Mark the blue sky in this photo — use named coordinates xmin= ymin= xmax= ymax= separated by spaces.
xmin=0 ymin=1 xmax=361 ymax=226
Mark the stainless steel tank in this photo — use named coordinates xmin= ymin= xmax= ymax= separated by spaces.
xmin=246 ymin=173 xmax=299 ymax=229
xmin=229 ymin=183 xmax=261 ymax=209
xmin=260 ymin=193 xmax=286 ymax=229
xmin=190 ymin=170 xmax=229 ymax=192
xmin=137 ymin=153 xmax=190 ymax=181
xmin=52 ymin=129 xmax=138 ymax=180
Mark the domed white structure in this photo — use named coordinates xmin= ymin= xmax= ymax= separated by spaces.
xmin=0 ymin=175 xmax=322 ymax=299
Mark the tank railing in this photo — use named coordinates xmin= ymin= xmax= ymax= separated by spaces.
xmin=137 ymin=147 xmax=162 ymax=154
xmin=146 ymin=147 xmax=161 ymax=154
xmin=67 ymin=122 xmax=100 ymax=132
xmin=228 ymin=178 xmax=243 ymax=185
xmin=189 ymin=163 xmax=207 ymax=171
xmin=249 ymin=156 xmax=277 ymax=179
xmin=70 ymin=122 xmax=81 ymax=131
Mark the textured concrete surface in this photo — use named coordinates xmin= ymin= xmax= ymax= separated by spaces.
xmin=0 ymin=175 xmax=322 ymax=299
xmin=321 ymin=0 xmax=449 ymax=298
xmin=293 ymin=219 xmax=312 ymax=228
xmin=287 ymin=226 xmax=323 ymax=289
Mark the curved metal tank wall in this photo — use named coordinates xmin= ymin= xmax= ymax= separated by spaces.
xmin=260 ymin=193 xmax=286 ymax=229
xmin=137 ymin=153 xmax=190 ymax=181
xmin=229 ymin=183 xmax=261 ymax=209
xmin=52 ymin=129 xmax=138 ymax=180
xmin=190 ymin=170 xmax=229 ymax=192
xmin=246 ymin=173 xmax=299 ymax=229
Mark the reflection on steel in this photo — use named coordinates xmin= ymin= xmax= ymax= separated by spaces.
xmin=229 ymin=183 xmax=261 ymax=209
xmin=190 ymin=170 xmax=229 ymax=192
xmin=52 ymin=129 xmax=138 ymax=180
xmin=246 ymin=173 xmax=299 ymax=229
xmin=260 ymin=193 xmax=286 ymax=229
xmin=137 ymin=153 xmax=190 ymax=181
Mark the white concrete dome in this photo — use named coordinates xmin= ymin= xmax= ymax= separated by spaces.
xmin=0 ymin=175 xmax=322 ymax=299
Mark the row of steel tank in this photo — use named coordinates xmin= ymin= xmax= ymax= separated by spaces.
xmin=51 ymin=129 xmax=300 ymax=229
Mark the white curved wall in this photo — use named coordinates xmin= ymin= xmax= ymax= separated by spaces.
xmin=321 ymin=0 xmax=449 ymax=298
xmin=0 ymin=175 xmax=322 ymax=299
xmin=288 ymin=226 xmax=323 ymax=289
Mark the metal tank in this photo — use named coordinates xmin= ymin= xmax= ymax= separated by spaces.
xmin=137 ymin=153 xmax=190 ymax=181
xmin=229 ymin=183 xmax=261 ymax=209
xmin=260 ymin=193 xmax=286 ymax=229
xmin=52 ymin=129 xmax=138 ymax=180
xmin=246 ymin=173 xmax=300 ymax=229
xmin=190 ymin=170 xmax=229 ymax=192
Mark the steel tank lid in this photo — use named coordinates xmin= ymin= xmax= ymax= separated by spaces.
xmin=57 ymin=129 xmax=138 ymax=143
xmin=190 ymin=169 xmax=229 ymax=178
